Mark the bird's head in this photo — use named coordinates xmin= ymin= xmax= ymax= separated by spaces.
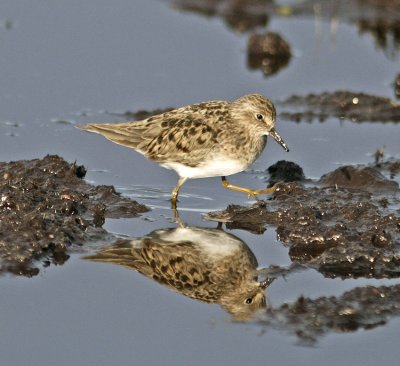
xmin=230 ymin=94 xmax=289 ymax=152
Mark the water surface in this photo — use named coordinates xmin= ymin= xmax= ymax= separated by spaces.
xmin=1 ymin=1 xmax=399 ymax=365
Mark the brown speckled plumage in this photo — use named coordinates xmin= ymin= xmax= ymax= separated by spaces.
xmin=77 ymin=94 xmax=289 ymax=207
xmin=85 ymin=226 xmax=273 ymax=319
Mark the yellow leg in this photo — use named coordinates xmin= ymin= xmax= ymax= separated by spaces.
xmin=171 ymin=177 xmax=187 ymax=209
xmin=221 ymin=176 xmax=276 ymax=199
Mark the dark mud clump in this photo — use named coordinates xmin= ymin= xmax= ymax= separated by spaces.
xmin=0 ymin=155 xmax=149 ymax=277
xmin=171 ymin=0 xmax=270 ymax=32
xmin=267 ymin=160 xmax=305 ymax=187
xmin=260 ymin=283 xmax=400 ymax=344
xmin=247 ymin=32 xmax=291 ymax=77
xmin=320 ymin=165 xmax=399 ymax=191
xmin=206 ymin=161 xmax=400 ymax=278
xmin=280 ymin=91 xmax=400 ymax=123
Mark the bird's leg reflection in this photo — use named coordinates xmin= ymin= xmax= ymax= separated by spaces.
xmin=172 ymin=208 xmax=185 ymax=227
xmin=85 ymin=223 xmax=275 ymax=320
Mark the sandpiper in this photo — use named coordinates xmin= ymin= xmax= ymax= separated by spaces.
xmin=77 ymin=94 xmax=289 ymax=208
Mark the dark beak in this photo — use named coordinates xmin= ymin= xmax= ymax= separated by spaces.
xmin=259 ymin=277 xmax=275 ymax=289
xmin=269 ymin=128 xmax=289 ymax=152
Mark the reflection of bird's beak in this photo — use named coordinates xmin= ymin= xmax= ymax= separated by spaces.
xmin=259 ymin=277 xmax=275 ymax=289
xmin=269 ymin=128 xmax=289 ymax=152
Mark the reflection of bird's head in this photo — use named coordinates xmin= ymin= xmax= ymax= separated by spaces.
xmin=220 ymin=281 xmax=269 ymax=321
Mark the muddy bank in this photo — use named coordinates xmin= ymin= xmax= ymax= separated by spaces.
xmin=206 ymin=160 xmax=400 ymax=279
xmin=170 ymin=0 xmax=400 ymax=57
xmin=281 ymin=0 xmax=400 ymax=57
xmin=279 ymin=91 xmax=400 ymax=123
xmin=0 ymin=155 xmax=148 ymax=277
xmin=171 ymin=0 xmax=400 ymax=30
xmin=259 ymin=282 xmax=400 ymax=344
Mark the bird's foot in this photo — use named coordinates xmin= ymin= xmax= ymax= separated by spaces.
xmin=221 ymin=176 xmax=276 ymax=200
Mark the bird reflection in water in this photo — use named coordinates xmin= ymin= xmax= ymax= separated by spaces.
xmin=85 ymin=223 xmax=273 ymax=320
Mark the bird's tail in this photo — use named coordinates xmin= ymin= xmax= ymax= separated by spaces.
xmin=76 ymin=122 xmax=145 ymax=150
xmin=84 ymin=239 xmax=149 ymax=273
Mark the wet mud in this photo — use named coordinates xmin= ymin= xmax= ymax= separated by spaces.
xmin=320 ymin=165 xmax=399 ymax=191
xmin=206 ymin=160 xmax=400 ymax=279
xmin=259 ymin=282 xmax=400 ymax=344
xmin=0 ymin=155 xmax=148 ymax=277
xmin=279 ymin=91 xmax=400 ymax=123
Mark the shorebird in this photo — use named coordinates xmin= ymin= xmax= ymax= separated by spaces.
xmin=78 ymin=94 xmax=289 ymax=208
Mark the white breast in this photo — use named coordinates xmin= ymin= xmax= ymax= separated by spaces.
xmin=160 ymin=156 xmax=247 ymax=178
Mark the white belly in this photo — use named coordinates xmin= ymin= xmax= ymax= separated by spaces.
xmin=160 ymin=156 xmax=247 ymax=178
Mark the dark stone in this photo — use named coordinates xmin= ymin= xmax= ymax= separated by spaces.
xmin=267 ymin=160 xmax=306 ymax=186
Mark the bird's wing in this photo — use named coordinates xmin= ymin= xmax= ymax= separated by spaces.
xmin=85 ymin=237 xmax=221 ymax=302
xmin=77 ymin=101 xmax=229 ymax=166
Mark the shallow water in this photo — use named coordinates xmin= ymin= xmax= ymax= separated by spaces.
xmin=1 ymin=0 xmax=400 ymax=365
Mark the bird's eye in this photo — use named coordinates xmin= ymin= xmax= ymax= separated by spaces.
xmin=256 ymin=113 xmax=264 ymax=120
xmin=245 ymin=298 xmax=253 ymax=304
